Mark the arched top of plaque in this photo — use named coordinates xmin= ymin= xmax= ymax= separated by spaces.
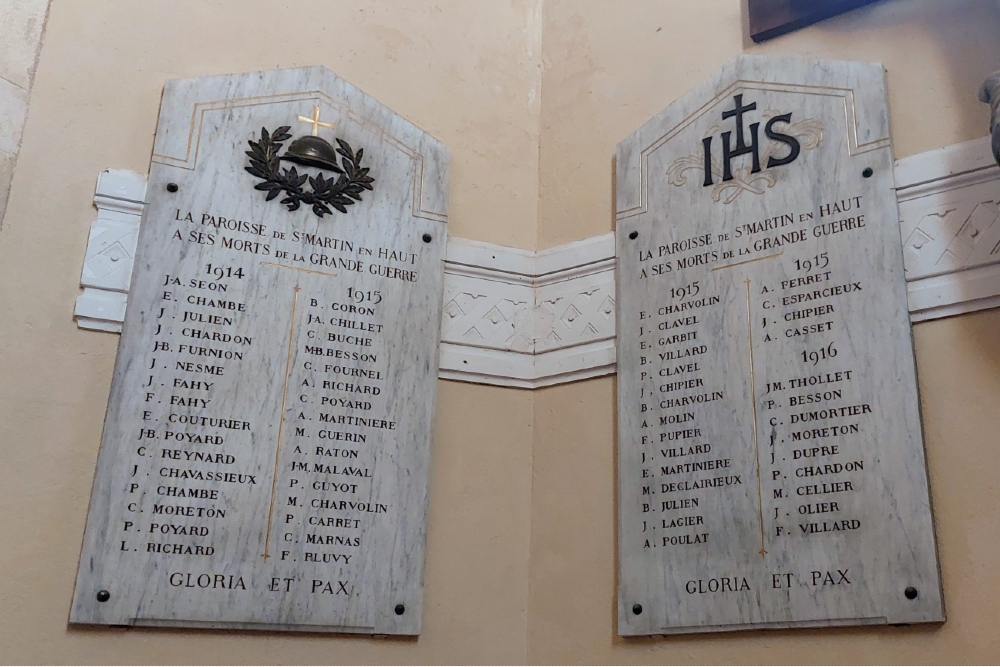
xmin=151 ymin=66 xmax=448 ymax=224
xmin=615 ymin=55 xmax=891 ymax=222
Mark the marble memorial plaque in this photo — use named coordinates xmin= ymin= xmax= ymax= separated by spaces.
xmin=615 ymin=56 xmax=943 ymax=635
xmin=71 ymin=67 xmax=448 ymax=634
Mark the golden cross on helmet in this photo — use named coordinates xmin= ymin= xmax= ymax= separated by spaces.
xmin=297 ymin=105 xmax=335 ymax=136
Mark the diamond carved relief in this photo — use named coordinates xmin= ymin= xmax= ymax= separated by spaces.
xmin=535 ymin=276 xmax=615 ymax=353
xmin=81 ymin=220 xmax=138 ymax=291
xmin=900 ymin=177 xmax=1000 ymax=281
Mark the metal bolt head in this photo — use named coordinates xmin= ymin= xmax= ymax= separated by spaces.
xmin=862 ymin=168 xmax=874 ymax=178
xmin=422 ymin=234 xmax=432 ymax=243
xmin=632 ymin=603 xmax=642 ymax=615
xmin=96 ymin=590 xmax=110 ymax=602
xmin=394 ymin=603 xmax=405 ymax=615
xmin=166 ymin=183 xmax=179 ymax=193
xmin=629 ymin=231 xmax=639 ymax=240
xmin=905 ymin=586 xmax=918 ymax=600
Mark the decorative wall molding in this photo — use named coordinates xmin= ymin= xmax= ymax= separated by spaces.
xmin=439 ymin=235 xmax=615 ymax=388
xmin=74 ymin=170 xmax=146 ymax=332
xmin=76 ymin=138 xmax=1000 ymax=386
xmin=896 ymin=136 xmax=1000 ymax=322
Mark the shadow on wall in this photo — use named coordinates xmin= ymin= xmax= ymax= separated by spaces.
xmin=741 ymin=0 xmax=999 ymax=156
xmin=0 ymin=0 xmax=51 ymax=229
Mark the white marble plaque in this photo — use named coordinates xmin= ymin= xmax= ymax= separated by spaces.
xmin=71 ymin=67 xmax=448 ymax=634
xmin=616 ymin=55 xmax=943 ymax=635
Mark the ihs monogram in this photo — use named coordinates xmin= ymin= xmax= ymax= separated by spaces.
xmin=245 ymin=105 xmax=375 ymax=218
xmin=667 ymin=94 xmax=824 ymax=204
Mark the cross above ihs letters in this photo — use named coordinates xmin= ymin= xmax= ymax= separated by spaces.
xmin=297 ymin=105 xmax=335 ymax=135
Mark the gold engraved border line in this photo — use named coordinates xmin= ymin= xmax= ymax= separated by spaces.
xmin=151 ymin=88 xmax=446 ymax=223
xmin=745 ymin=278 xmax=767 ymax=558
xmin=736 ymin=82 xmax=890 ymax=154
xmin=617 ymin=79 xmax=890 ymax=220
xmin=260 ymin=262 xmax=339 ymax=279
xmin=154 ymin=91 xmax=315 ymax=166
xmin=263 ymin=284 xmax=301 ymax=560
xmin=711 ymin=251 xmax=783 ymax=272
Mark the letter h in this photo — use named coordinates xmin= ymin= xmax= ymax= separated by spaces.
xmin=704 ymin=94 xmax=761 ymax=185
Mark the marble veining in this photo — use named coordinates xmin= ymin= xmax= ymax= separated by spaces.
xmin=615 ymin=55 xmax=943 ymax=636
xmin=70 ymin=66 xmax=449 ymax=635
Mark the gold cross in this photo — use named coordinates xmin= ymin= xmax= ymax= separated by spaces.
xmin=296 ymin=105 xmax=335 ymax=135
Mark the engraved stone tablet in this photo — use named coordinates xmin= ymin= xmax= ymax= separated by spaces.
xmin=615 ymin=55 xmax=943 ymax=635
xmin=71 ymin=66 xmax=448 ymax=634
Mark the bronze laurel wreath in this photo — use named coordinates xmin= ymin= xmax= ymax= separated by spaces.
xmin=244 ymin=126 xmax=375 ymax=218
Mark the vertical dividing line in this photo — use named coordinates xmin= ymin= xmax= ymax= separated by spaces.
xmin=745 ymin=278 xmax=767 ymax=558
xmin=263 ymin=284 xmax=301 ymax=560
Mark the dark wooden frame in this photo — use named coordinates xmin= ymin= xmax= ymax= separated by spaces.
xmin=748 ymin=0 xmax=882 ymax=42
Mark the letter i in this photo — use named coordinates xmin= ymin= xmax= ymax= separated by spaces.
xmin=702 ymin=136 xmax=715 ymax=186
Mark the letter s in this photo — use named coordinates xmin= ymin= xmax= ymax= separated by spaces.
xmin=764 ymin=113 xmax=801 ymax=168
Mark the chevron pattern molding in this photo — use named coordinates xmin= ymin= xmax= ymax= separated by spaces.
xmin=74 ymin=170 xmax=147 ymax=332
xmin=896 ymin=136 xmax=1000 ymax=322
xmin=439 ymin=235 xmax=616 ymax=387
xmin=76 ymin=137 xmax=1000 ymax=386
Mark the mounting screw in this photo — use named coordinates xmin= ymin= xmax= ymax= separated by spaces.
xmin=422 ymin=234 xmax=432 ymax=243
xmin=96 ymin=590 xmax=110 ymax=602
xmin=166 ymin=183 xmax=179 ymax=193
xmin=904 ymin=587 xmax=918 ymax=600
xmin=629 ymin=231 xmax=638 ymax=240
xmin=632 ymin=603 xmax=642 ymax=615
xmin=862 ymin=167 xmax=874 ymax=178
xmin=394 ymin=604 xmax=405 ymax=615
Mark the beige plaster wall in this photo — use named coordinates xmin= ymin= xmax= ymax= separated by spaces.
xmin=0 ymin=0 xmax=538 ymax=663
xmin=529 ymin=0 xmax=1000 ymax=663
